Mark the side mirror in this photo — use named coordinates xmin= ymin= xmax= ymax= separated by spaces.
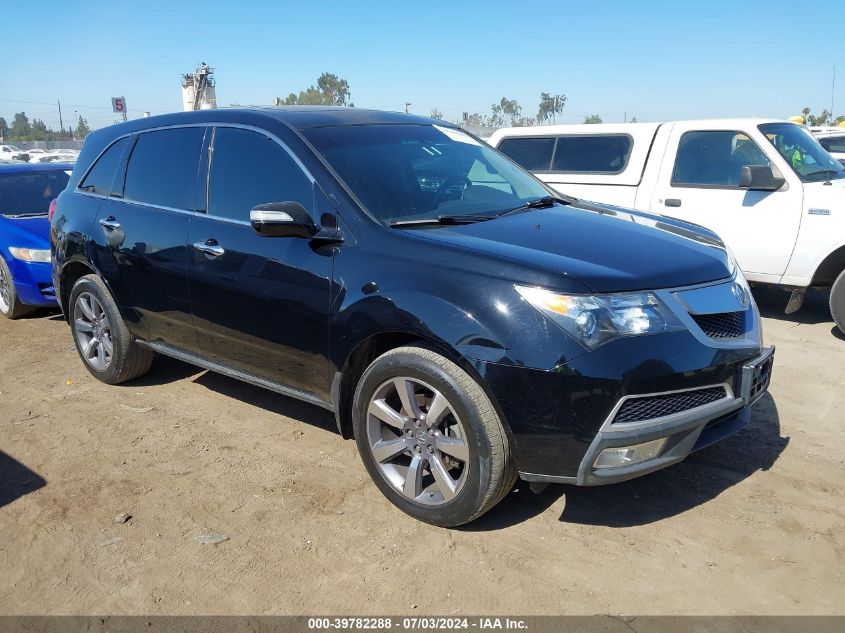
xmin=739 ymin=165 xmax=785 ymax=191
xmin=249 ymin=202 xmax=317 ymax=238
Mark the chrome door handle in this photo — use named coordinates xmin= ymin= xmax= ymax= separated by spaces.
xmin=98 ymin=217 xmax=120 ymax=230
xmin=193 ymin=239 xmax=225 ymax=257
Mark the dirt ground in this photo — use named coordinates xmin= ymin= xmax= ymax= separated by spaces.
xmin=0 ymin=287 xmax=842 ymax=616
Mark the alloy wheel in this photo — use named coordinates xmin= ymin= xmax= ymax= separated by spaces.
xmin=366 ymin=377 xmax=470 ymax=505
xmin=0 ymin=265 xmax=10 ymax=313
xmin=73 ymin=292 xmax=113 ymax=371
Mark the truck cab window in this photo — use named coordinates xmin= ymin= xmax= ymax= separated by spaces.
xmin=672 ymin=130 xmax=769 ymax=187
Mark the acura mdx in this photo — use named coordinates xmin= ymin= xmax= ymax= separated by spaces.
xmin=51 ymin=107 xmax=774 ymax=526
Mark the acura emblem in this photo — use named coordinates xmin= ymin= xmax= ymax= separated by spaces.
xmin=732 ymin=283 xmax=749 ymax=309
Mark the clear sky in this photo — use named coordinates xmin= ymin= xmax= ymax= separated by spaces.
xmin=1 ymin=0 xmax=842 ymax=130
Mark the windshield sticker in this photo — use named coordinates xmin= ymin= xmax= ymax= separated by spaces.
xmin=434 ymin=125 xmax=481 ymax=146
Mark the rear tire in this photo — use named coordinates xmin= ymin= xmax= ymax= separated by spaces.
xmin=69 ymin=274 xmax=153 ymax=384
xmin=831 ymin=269 xmax=845 ymax=336
xmin=352 ymin=344 xmax=516 ymax=527
xmin=0 ymin=257 xmax=35 ymax=320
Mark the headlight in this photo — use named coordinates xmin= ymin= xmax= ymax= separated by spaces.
xmin=8 ymin=247 xmax=51 ymax=263
xmin=515 ymin=285 xmax=686 ymax=349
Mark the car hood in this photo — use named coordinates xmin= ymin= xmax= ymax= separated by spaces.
xmin=1 ymin=214 xmax=51 ymax=241
xmin=409 ymin=201 xmax=732 ymax=293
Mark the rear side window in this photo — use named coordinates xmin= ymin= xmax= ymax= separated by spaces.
xmin=78 ymin=137 xmax=130 ymax=196
xmin=819 ymin=136 xmax=845 ymax=153
xmin=672 ymin=130 xmax=770 ymax=187
xmin=497 ymin=137 xmax=555 ymax=170
xmin=0 ymin=169 xmax=71 ymax=216
xmin=207 ymin=127 xmax=313 ymax=221
xmin=551 ymin=135 xmax=632 ymax=173
xmin=124 ymin=127 xmax=204 ymax=210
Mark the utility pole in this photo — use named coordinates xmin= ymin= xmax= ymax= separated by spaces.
xmin=57 ymin=100 xmax=64 ymax=137
xmin=405 ymin=102 xmax=411 ymax=114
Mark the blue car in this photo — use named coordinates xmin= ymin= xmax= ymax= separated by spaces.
xmin=0 ymin=162 xmax=73 ymax=318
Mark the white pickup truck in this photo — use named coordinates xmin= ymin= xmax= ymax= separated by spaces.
xmin=489 ymin=119 xmax=845 ymax=333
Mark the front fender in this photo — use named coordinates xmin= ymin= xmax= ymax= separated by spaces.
xmin=331 ymin=284 xmax=587 ymax=373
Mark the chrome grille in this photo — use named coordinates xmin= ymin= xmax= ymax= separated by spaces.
xmin=612 ymin=386 xmax=728 ymax=424
xmin=691 ymin=311 xmax=745 ymax=339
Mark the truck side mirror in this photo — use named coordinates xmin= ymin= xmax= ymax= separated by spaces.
xmin=739 ymin=165 xmax=785 ymax=191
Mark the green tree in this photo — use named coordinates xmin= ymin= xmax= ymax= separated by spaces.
xmin=429 ymin=108 xmax=444 ymax=120
xmin=316 ymin=73 xmax=350 ymax=106
xmin=30 ymin=118 xmax=50 ymax=141
xmin=0 ymin=117 xmax=7 ymax=140
xmin=808 ymin=109 xmax=831 ymax=126
xmin=281 ymin=72 xmax=351 ymax=106
xmin=489 ymin=97 xmax=530 ymax=127
xmin=10 ymin=112 xmax=31 ymax=138
xmin=537 ymin=92 xmax=567 ymax=124
xmin=462 ymin=113 xmax=486 ymax=129
xmin=75 ymin=116 xmax=90 ymax=139
xmin=802 ymin=107 xmax=811 ymax=121
xmin=584 ymin=114 xmax=603 ymax=124
xmin=835 ymin=115 xmax=845 ymax=125
xmin=631 ymin=116 xmax=638 ymax=123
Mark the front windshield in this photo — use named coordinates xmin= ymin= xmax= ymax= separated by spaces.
xmin=304 ymin=124 xmax=551 ymax=223
xmin=758 ymin=122 xmax=845 ymax=182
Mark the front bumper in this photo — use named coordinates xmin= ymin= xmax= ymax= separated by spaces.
xmin=519 ymin=346 xmax=775 ymax=486
xmin=5 ymin=257 xmax=56 ymax=307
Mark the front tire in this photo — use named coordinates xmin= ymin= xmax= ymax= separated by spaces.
xmin=352 ymin=344 xmax=516 ymax=527
xmin=69 ymin=274 xmax=153 ymax=384
xmin=0 ymin=257 xmax=35 ymax=320
xmin=831 ymin=269 xmax=845 ymax=335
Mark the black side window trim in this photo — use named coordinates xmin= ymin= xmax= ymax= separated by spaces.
xmin=76 ymin=135 xmax=133 ymax=198
xmin=112 ymin=135 xmax=137 ymax=199
xmin=204 ymin=124 xmax=317 ymax=223
xmin=76 ymin=123 xmax=318 ymax=215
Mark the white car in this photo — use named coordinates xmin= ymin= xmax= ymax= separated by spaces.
xmin=25 ymin=148 xmax=51 ymax=162
xmin=489 ymin=119 xmax=845 ymax=332
xmin=809 ymin=127 xmax=845 ymax=166
xmin=0 ymin=144 xmax=28 ymax=161
xmin=43 ymin=150 xmax=79 ymax=163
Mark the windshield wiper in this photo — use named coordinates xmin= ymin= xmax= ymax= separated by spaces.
xmin=389 ymin=214 xmax=494 ymax=227
xmin=803 ymin=167 xmax=842 ymax=182
xmin=496 ymin=194 xmax=576 ymax=217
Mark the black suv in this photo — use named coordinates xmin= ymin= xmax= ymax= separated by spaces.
xmin=52 ymin=107 xmax=774 ymax=526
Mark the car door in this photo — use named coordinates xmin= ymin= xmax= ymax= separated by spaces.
xmin=186 ymin=125 xmax=334 ymax=397
xmin=648 ymin=124 xmax=802 ymax=280
xmin=91 ymin=126 xmax=206 ymax=349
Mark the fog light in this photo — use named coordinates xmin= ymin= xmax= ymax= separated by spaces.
xmin=593 ymin=437 xmax=668 ymax=469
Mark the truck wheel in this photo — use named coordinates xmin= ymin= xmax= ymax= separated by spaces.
xmin=831 ymin=269 xmax=845 ymax=336
xmin=0 ymin=257 xmax=35 ymax=320
xmin=69 ymin=274 xmax=153 ymax=384
xmin=352 ymin=344 xmax=517 ymax=527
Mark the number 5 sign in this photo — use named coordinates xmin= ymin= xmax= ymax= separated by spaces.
xmin=111 ymin=97 xmax=126 ymax=113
